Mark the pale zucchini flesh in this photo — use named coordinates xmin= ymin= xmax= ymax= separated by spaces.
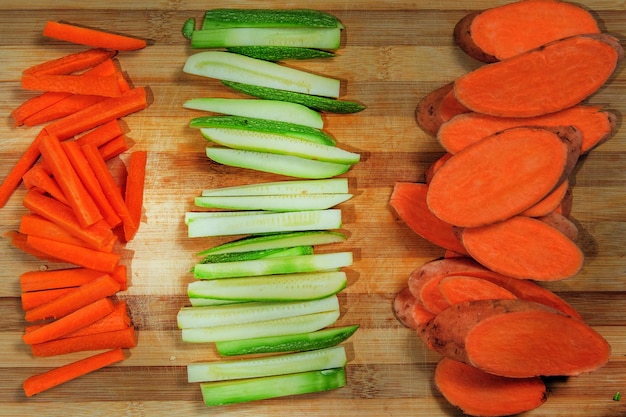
xmin=200 ymin=178 xmax=349 ymax=196
xmin=190 ymin=27 xmax=341 ymax=49
xmin=188 ymin=345 xmax=347 ymax=382
xmin=183 ymin=51 xmax=340 ymax=98
xmin=189 ymin=298 xmax=245 ymax=307
xmin=185 ymin=210 xmax=269 ymax=225
xmin=194 ymin=193 xmax=352 ymax=211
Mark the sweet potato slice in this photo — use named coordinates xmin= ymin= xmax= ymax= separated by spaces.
xmin=521 ymin=179 xmax=570 ymax=218
xmin=434 ymin=358 xmax=547 ymax=417
xmin=424 ymin=153 xmax=452 ymax=184
xmin=454 ymin=34 xmax=623 ymax=117
xmin=438 ymin=275 xmax=517 ymax=306
xmin=454 ymin=0 xmax=601 ymax=63
xmin=389 ymin=182 xmax=467 ymax=254
xmin=425 ymin=299 xmax=611 ymax=378
xmin=393 ymin=286 xmax=420 ymax=329
xmin=437 ymin=106 xmax=617 ymax=155
xmin=427 ymin=125 xmax=580 ymax=228
xmin=461 ymin=215 xmax=584 ymax=280
xmin=538 ymin=210 xmax=579 ymax=242
xmin=415 ymin=82 xmax=470 ymax=136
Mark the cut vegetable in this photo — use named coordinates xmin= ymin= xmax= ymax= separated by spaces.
xmin=183 ymin=51 xmax=340 ymax=97
xmin=188 ymin=271 xmax=347 ymax=301
xmin=182 ymin=310 xmax=340 ymax=343
xmin=200 ymin=8 xmax=344 ymax=29
xmin=194 ymin=193 xmax=352 ymax=212
xmin=415 ymin=81 xmax=469 ymax=137
xmin=190 ymin=27 xmax=341 ymax=49
xmin=23 ymin=48 xmax=116 ymax=77
xmin=216 ymin=325 xmax=358 ymax=356
xmin=201 ymin=178 xmax=349 ymax=196
xmin=188 ymin=345 xmax=346 ymax=382
xmin=183 ymin=98 xmax=324 ymax=129
xmin=30 ymin=326 xmax=136 ymax=357
xmin=178 ymin=295 xmax=339 ymax=329
xmin=43 ymin=21 xmax=147 ymax=51
xmin=199 ymin=246 xmax=312 ymax=264
xmin=200 ymin=367 xmax=345 ymax=406
xmin=227 ymin=46 xmax=335 ymax=61
xmin=185 ymin=210 xmax=269 ymax=225
xmin=188 ymin=209 xmax=342 ymax=237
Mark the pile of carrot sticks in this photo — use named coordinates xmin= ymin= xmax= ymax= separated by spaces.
xmin=0 ymin=21 xmax=148 ymax=397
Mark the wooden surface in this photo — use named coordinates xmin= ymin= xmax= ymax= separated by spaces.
xmin=1 ymin=1 xmax=625 ymax=416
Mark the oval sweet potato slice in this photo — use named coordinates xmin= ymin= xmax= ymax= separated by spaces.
xmin=393 ymin=286 xmax=420 ymax=329
xmin=438 ymin=275 xmax=517 ymax=305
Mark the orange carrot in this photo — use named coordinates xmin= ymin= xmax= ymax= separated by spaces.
xmin=111 ymin=264 xmax=128 ymax=291
xmin=427 ymin=126 xmax=580 ymax=228
xmin=21 ymin=164 xmax=69 ymax=205
xmin=22 ymin=94 xmax=105 ymax=126
xmin=61 ymin=301 xmax=130 ymax=338
xmin=62 ymin=140 xmax=122 ymax=228
xmin=21 ymin=73 xmax=125 ymax=98
xmin=30 ymin=327 xmax=135 ymax=358
xmin=20 ymin=267 xmax=109 ymax=292
xmin=81 ymin=143 xmax=135 ymax=232
xmin=38 ymin=134 xmax=102 ymax=228
xmin=454 ymin=34 xmax=623 ymax=117
xmin=123 ymin=150 xmax=147 ymax=241
xmin=22 ymin=189 xmax=114 ymax=251
xmin=21 ymin=287 xmax=76 ymax=311
xmin=99 ymin=134 xmax=131 ymax=160
xmin=25 ymin=274 xmax=120 ymax=322
xmin=460 ymin=216 xmax=584 ymax=281
xmin=75 ymin=119 xmax=125 ymax=148
xmin=23 ymin=347 xmax=125 ymax=396
xmin=44 ymin=86 xmax=147 ymax=140
xmin=43 ymin=21 xmax=147 ymax=51
xmin=434 ymin=357 xmax=547 ymax=417
xmin=11 ymin=92 xmax=70 ymax=127
xmin=454 ymin=0 xmax=601 ymax=63
xmin=23 ymin=48 xmax=117 ymax=76
xmin=19 ymin=214 xmax=92 ymax=248
xmin=22 ymin=297 xmax=115 ymax=344
xmin=26 ymin=235 xmax=120 ymax=273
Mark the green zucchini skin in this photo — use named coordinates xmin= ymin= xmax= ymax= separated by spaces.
xmin=227 ymin=46 xmax=335 ymax=61
xmin=201 ymin=8 xmax=345 ymax=29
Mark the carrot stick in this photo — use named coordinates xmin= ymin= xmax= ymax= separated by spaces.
xmin=19 ymin=214 xmax=92 ymax=248
xmin=21 ymin=287 xmax=76 ymax=311
xmin=81 ymin=143 xmax=135 ymax=232
xmin=30 ymin=327 xmax=135 ymax=358
xmin=26 ymin=235 xmax=120 ymax=273
xmin=99 ymin=134 xmax=131 ymax=161
xmin=43 ymin=21 xmax=147 ymax=51
xmin=11 ymin=92 xmax=70 ymax=127
xmin=21 ymin=73 xmax=124 ymax=98
xmin=23 ymin=347 xmax=125 ymax=396
xmin=21 ymin=164 xmax=69 ymax=204
xmin=44 ymin=86 xmax=147 ymax=140
xmin=123 ymin=150 xmax=147 ymax=242
xmin=23 ymin=48 xmax=117 ymax=76
xmin=20 ymin=268 xmax=109 ymax=293
xmin=38 ymin=134 xmax=102 ymax=228
xmin=62 ymin=140 xmax=122 ymax=228
xmin=25 ymin=274 xmax=120 ymax=322
xmin=3 ymin=230 xmax=62 ymax=261
xmin=434 ymin=357 xmax=547 ymax=417
xmin=75 ymin=119 xmax=125 ymax=148
xmin=22 ymin=189 xmax=114 ymax=250
xmin=22 ymin=94 xmax=105 ymax=126
xmin=22 ymin=297 xmax=115 ymax=344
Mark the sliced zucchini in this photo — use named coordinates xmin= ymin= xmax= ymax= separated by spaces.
xmin=187 ymin=270 xmax=347 ymax=301
xmin=227 ymin=46 xmax=335 ymax=61
xmin=201 ymin=8 xmax=345 ymax=29
xmin=205 ymin=147 xmax=352 ymax=179
xmin=194 ymin=193 xmax=352 ymax=211
xmin=183 ymin=98 xmax=324 ymax=129
xmin=183 ymin=51 xmax=340 ymax=98
xmin=189 ymin=298 xmax=245 ymax=307
xmin=198 ymin=246 xmax=311 ymax=264
xmin=177 ymin=295 xmax=339 ymax=329
xmin=182 ymin=18 xmax=195 ymax=39
xmin=185 ymin=210 xmax=269 ymax=225
xmin=200 ymin=178 xmax=348 ymax=196
xmin=222 ymin=80 xmax=366 ymax=114
xmin=193 ymin=251 xmax=353 ymax=279
xmin=190 ymin=27 xmax=341 ymax=49
xmin=216 ymin=324 xmax=359 ymax=356
xmin=199 ymin=367 xmax=346 ymax=406
xmin=197 ymin=230 xmax=347 ymax=256
xmin=187 ymin=209 xmax=342 ymax=237
xmin=181 ymin=309 xmax=340 ymax=343
xmin=188 ymin=345 xmax=346 ymax=382
xmin=190 ymin=115 xmax=335 ymax=146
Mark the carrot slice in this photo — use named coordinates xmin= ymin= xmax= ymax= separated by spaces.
xmin=99 ymin=134 xmax=131 ymax=160
xmin=389 ymin=182 xmax=467 ymax=254
xmin=454 ymin=0 xmax=601 ymax=62
xmin=20 ymin=267 xmax=109 ymax=293
xmin=461 ymin=215 xmax=584 ymax=281
xmin=60 ymin=301 xmax=131 ymax=338
xmin=427 ymin=126 xmax=579 ymax=227
xmin=30 ymin=327 xmax=135 ymax=358
xmin=3 ymin=230 xmax=62 ymax=262
xmin=19 ymin=214 xmax=92 ymax=248
xmin=25 ymin=274 xmax=120 ymax=322
xmin=43 ymin=21 xmax=147 ymax=51
xmin=21 ymin=73 xmax=124 ymax=98
xmin=22 ymin=297 xmax=115 ymax=344
xmin=437 ymin=275 xmax=517 ymax=306
xmin=11 ymin=92 xmax=70 ymax=127
xmin=434 ymin=357 xmax=547 ymax=417
xmin=44 ymin=86 xmax=147 ymax=140
xmin=26 ymin=235 xmax=120 ymax=273
xmin=23 ymin=347 xmax=125 ymax=396
xmin=21 ymin=287 xmax=76 ymax=311
xmin=23 ymin=48 xmax=117 ymax=76
xmin=22 ymin=94 xmax=105 ymax=126
xmin=75 ymin=119 xmax=125 ymax=148
xmin=21 ymin=164 xmax=69 ymax=205
xmin=123 ymin=150 xmax=147 ymax=242
xmin=454 ymin=34 xmax=623 ymax=117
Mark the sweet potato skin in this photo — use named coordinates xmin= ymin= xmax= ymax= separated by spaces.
xmin=415 ymin=82 xmax=469 ymax=137
xmin=453 ymin=10 xmax=498 ymax=63
xmin=393 ymin=286 xmax=420 ymax=329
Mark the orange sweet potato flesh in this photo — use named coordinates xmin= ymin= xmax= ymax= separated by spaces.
xmin=437 ymin=106 xmax=617 ymax=155
xmin=434 ymin=358 xmax=547 ymax=417
xmin=438 ymin=275 xmax=517 ymax=306
xmin=454 ymin=0 xmax=601 ymax=63
xmin=454 ymin=34 xmax=623 ymax=117
xmin=521 ymin=179 xmax=570 ymax=218
xmin=427 ymin=125 xmax=581 ymax=228
xmin=393 ymin=286 xmax=420 ymax=329
xmin=415 ymin=82 xmax=470 ymax=137
xmin=425 ymin=299 xmax=611 ymax=378
xmin=389 ymin=182 xmax=467 ymax=254
xmin=537 ymin=210 xmax=579 ymax=241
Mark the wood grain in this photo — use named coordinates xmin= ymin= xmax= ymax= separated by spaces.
xmin=0 ymin=2 xmax=625 ymax=416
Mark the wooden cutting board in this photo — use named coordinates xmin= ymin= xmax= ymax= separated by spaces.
xmin=0 ymin=1 xmax=625 ymax=416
